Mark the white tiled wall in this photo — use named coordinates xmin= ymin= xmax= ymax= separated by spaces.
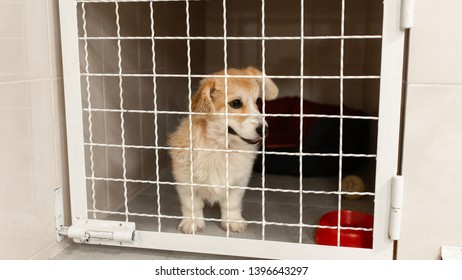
xmin=406 ymin=0 xmax=462 ymax=85
xmin=0 ymin=0 xmax=70 ymax=259
xmin=399 ymin=0 xmax=462 ymax=259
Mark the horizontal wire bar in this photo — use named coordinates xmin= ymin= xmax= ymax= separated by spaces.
xmin=79 ymin=35 xmax=382 ymax=41
xmin=88 ymin=208 xmax=373 ymax=232
xmin=83 ymin=142 xmax=377 ymax=158
xmin=77 ymin=0 xmax=204 ymax=3
xmin=80 ymin=72 xmax=381 ymax=80
xmin=82 ymin=108 xmax=379 ymax=120
xmin=85 ymin=176 xmax=375 ymax=197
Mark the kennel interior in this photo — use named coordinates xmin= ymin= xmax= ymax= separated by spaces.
xmin=65 ymin=0 xmax=395 ymax=256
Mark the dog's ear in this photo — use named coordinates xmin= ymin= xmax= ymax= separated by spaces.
xmin=192 ymin=79 xmax=215 ymax=113
xmin=245 ymin=66 xmax=279 ymax=100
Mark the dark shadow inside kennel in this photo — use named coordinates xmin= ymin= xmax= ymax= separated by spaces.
xmin=78 ymin=0 xmax=383 ymax=247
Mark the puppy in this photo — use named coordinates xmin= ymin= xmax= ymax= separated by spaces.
xmin=168 ymin=67 xmax=279 ymax=234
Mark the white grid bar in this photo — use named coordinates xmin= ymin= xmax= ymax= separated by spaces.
xmin=86 ymin=176 xmax=375 ymax=198
xmin=87 ymin=208 xmax=373 ymax=232
xmin=80 ymin=73 xmax=381 ymax=80
xmin=149 ymin=1 xmax=162 ymax=232
xmin=114 ymin=2 xmax=130 ymax=222
xmin=337 ymin=0 xmax=346 ymax=247
xmin=185 ymin=0 xmax=197 ymax=235
xmin=89 ymin=209 xmax=372 ymax=231
xmin=260 ymin=0 xmax=267 ymax=241
xmin=82 ymin=108 xmax=379 ymax=120
xmin=223 ymin=0 xmax=231 ymax=237
xmin=298 ymin=0 xmax=304 ymax=244
xmin=80 ymin=3 xmax=97 ymax=219
xmin=78 ymin=0 xmax=203 ymax=2
xmin=83 ymin=142 xmax=377 ymax=158
xmin=78 ymin=35 xmax=383 ymax=40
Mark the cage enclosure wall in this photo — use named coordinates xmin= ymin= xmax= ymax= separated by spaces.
xmin=62 ymin=0 xmax=404 ymax=258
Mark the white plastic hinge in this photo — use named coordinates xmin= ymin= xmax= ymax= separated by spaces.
xmin=60 ymin=219 xmax=136 ymax=244
xmin=54 ymin=187 xmax=65 ymax=242
xmin=401 ymin=0 xmax=415 ymax=29
xmin=389 ymin=176 xmax=404 ymax=241
xmin=441 ymin=246 xmax=462 ymax=260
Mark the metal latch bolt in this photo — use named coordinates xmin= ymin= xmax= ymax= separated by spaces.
xmin=58 ymin=219 xmax=136 ymax=244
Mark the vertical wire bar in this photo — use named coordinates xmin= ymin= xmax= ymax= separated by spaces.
xmin=81 ymin=3 xmax=97 ymax=219
xmin=136 ymin=8 xmax=144 ymax=182
xmin=114 ymin=1 xmax=130 ymax=222
xmin=337 ymin=0 xmax=346 ymax=246
xmin=260 ymin=0 xmax=266 ymax=241
xmin=223 ymin=0 xmax=230 ymax=237
xmin=298 ymin=0 xmax=305 ymax=244
xmin=185 ymin=0 xmax=196 ymax=234
xmin=150 ymin=2 xmax=162 ymax=232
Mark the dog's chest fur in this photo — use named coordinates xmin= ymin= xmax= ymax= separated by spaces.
xmin=193 ymin=147 xmax=255 ymax=203
xmin=169 ymin=119 xmax=257 ymax=203
xmin=194 ymin=145 xmax=256 ymax=184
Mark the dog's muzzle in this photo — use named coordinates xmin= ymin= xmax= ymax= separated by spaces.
xmin=227 ymin=126 xmax=261 ymax=145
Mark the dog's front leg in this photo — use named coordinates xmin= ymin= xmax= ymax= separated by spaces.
xmin=177 ymin=185 xmax=205 ymax=234
xmin=220 ymin=189 xmax=247 ymax=233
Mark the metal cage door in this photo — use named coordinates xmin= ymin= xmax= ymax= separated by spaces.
xmin=59 ymin=0 xmax=405 ymax=259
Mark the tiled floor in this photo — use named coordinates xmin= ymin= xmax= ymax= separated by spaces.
xmin=55 ymin=171 xmax=373 ymax=259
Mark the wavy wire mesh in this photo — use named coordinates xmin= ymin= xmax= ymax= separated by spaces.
xmin=77 ymin=0 xmax=381 ymax=246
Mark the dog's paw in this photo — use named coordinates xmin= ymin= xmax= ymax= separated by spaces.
xmin=221 ymin=220 xmax=247 ymax=233
xmin=178 ymin=218 xmax=205 ymax=234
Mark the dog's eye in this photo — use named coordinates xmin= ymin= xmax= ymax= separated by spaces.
xmin=256 ymin=98 xmax=262 ymax=106
xmin=229 ymin=99 xmax=243 ymax=109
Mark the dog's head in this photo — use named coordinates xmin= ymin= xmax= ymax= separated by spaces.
xmin=192 ymin=67 xmax=279 ymax=145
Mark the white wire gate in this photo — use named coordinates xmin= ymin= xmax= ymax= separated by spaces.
xmin=59 ymin=0 xmax=405 ymax=259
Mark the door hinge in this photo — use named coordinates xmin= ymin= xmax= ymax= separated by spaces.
xmin=54 ymin=187 xmax=65 ymax=242
xmin=58 ymin=219 xmax=136 ymax=245
xmin=401 ymin=0 xmax=415 ymax=29
xmin=389 ymin=175 xmax=404 ymax=241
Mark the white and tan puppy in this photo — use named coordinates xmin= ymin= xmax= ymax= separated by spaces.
xmin=168 ymin=67 xmax=278 ymax=234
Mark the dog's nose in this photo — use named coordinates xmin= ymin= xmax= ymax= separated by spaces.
xmin=256 ymin=125 xmax=266 ymax=137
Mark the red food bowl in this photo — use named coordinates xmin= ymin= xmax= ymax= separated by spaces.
xmin=315 ymin=210 xmax=373 ymax=249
